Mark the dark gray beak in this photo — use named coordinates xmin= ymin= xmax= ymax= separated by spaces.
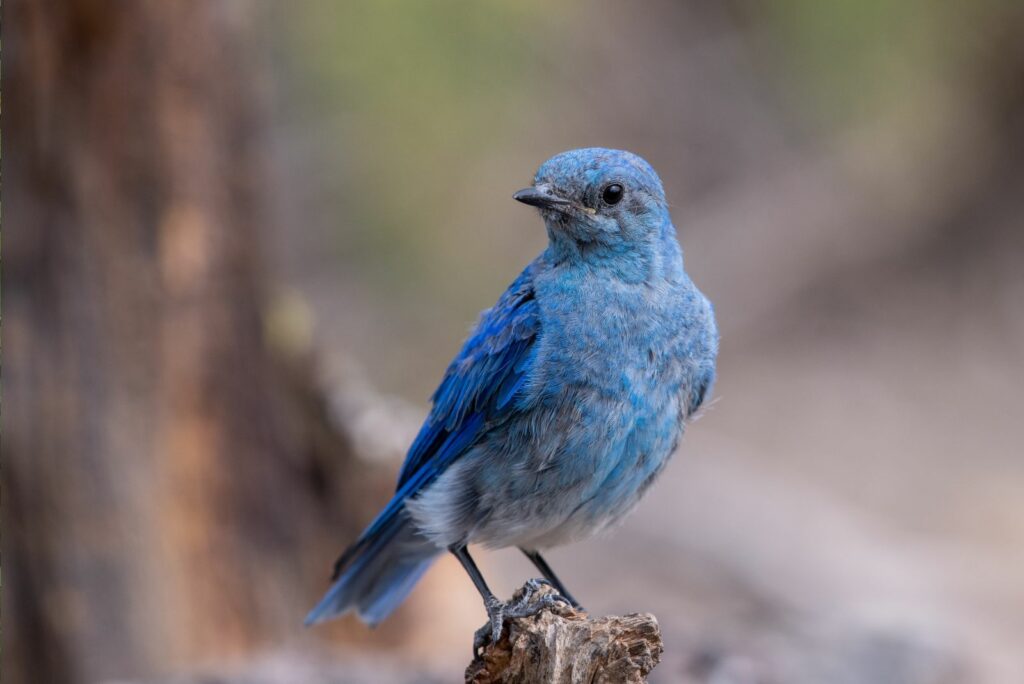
xmin=513 ymin=183 xmax=572 ymax=209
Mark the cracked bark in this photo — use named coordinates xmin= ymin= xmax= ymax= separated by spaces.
xmin=466 ymin=583 xmax=663 ymax=684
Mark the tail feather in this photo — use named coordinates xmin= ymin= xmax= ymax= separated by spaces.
xmin=357 ymin=555 xmax=434 ymax=625
xmin=306 ymin=509 xmax=439 ymax=626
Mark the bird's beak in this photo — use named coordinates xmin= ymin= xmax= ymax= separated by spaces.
xmin=513 ymin=184 xmax=572 ymax=210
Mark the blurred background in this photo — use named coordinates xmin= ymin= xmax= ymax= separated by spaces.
xmin=7 ymin=1 xmax=1024 ymax=682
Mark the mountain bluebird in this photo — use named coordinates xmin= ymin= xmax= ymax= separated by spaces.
xmin=307 ymin=148 xmax=719 ymax=646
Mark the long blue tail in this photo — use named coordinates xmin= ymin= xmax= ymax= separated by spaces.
xmin=305 ymin=507 xmax=439 ymax=626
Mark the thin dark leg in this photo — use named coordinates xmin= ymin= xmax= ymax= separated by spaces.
xmin=450 ymin=544 xmax=506 ymax=650
xmin=452 ymin=544 xmax=577 ymax=653
xmin=449 ymin=544 xmax=497 ymax=605
xmin=520 ymin=548 xmax=582 ymax=609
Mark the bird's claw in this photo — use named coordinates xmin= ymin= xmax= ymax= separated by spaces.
xmin=506 ymin=590 xmax=572 ymax=618
xmin=485 ymin=595 xmax=506 ymax=643
xmin=473 ymin=595 xmax=506 ymax=655
xmin=472 ymin=625 xmax=490 ymax=656
xmin=473 ymin=579 xmax=576 ymax=656
xmin=521 ymin=576 xmax=584 ymax=610
xmin=522 ymin=577 xmax=554 ymax=595
xmin=508 ymin=578 xmax=572 ymax=614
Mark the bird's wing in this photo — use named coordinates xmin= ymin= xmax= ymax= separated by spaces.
xmin=329 ymin=265 xmax=540 ymax=580
xmin=397 ymin=263 xmax=540 ymax=488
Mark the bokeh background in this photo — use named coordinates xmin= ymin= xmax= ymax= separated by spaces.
xmin=7 ymin=1 xmax=1024 ymax=682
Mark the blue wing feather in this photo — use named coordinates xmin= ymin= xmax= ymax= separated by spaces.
xmin=328 ymin=264 xmax=540 ymax=582
xmin=396 ymin=264 xmax=539 ymax=488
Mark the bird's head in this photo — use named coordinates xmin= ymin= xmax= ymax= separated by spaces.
xmin=514 ymin=148 xmax=671 ymax=257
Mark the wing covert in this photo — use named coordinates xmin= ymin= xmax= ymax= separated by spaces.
xmin=395 ymin=265 xmax=540 ymax=490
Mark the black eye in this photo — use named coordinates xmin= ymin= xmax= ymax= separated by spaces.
xmin=601 ymin=183 xmax=624 ymax=206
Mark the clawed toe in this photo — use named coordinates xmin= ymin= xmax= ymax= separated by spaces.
xmin=473 ymin=581 xmax=576 ymax=655
xmin=485 ymin=595 xmax=506 ymax=643
xmin=521 ymin=578 xmax=575 ymax=610
xmin=509 ymin=578 xmax=552 ymax=610
xmin=472 ymin=594 xmax=511 ymax=655
xmin=523 ymin=577 xmax=553 ymax=591
xmin=505 ymin=590 xmax=571 ymax=619
xmin=503 ymin=577 xmax=575 ymax=620
xmin=472 ymin=622 xmax=493 ymax=655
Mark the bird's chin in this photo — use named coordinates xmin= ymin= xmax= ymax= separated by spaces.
xmin=548 ymin=204 xmax=601 ymax=229
xmin=541 ymin=203 xmax=591 ymax=221
xmin=541 ymin=210 xmax=578 ymax=234
xmin=539 ymin=207 xmax=569 ymax=221
xmin=543 ymin=215 xmax=598 ymax=247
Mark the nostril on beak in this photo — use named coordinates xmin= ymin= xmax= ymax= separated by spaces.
xmin=513 ymin=184 xmax=571 ymax=209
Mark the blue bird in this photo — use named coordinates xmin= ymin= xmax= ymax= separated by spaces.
xmin=306 ymin=148 xmax=718 ymax=645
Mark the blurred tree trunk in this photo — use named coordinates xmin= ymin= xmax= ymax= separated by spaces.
xmin=4 ymin=2 xmax=379 ymax=682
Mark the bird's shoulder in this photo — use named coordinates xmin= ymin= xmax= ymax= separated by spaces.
xmin=395 ymin=261 xmax=542 ymax=488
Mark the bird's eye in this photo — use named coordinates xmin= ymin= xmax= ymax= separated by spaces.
xmin=601 ymin=183 xmax=624 ymax=206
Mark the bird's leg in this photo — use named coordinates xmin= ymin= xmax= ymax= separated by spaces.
xmin=470 ymin=580 xmax=570 ymax=651
xmin=451 ymin=545 xmax=578 ymax=654
xmin=520 ymin=548 xmax=583 ymax=610
xmin=449 ymin=544 xmax=507 ymax=652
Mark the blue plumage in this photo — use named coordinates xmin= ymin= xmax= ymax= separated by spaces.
xmin=307 ymin=148 xmax=718 ymax=636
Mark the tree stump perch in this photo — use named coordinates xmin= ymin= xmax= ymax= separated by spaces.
xmin=465 ymin=583 xmax=663 ymax=684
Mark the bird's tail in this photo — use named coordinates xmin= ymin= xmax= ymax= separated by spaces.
xmin=305 ymin=507 xmax=440 ymax=626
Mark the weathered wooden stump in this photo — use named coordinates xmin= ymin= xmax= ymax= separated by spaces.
xmin=465 ymin=583 xmax=663 ymax=684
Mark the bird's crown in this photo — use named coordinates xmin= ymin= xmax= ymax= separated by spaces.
xmin=533 ymin=148 xmax=665 ymax=205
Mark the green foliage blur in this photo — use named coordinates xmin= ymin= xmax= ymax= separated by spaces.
xmin=275 ymin=2 xmax=557 ymax=289
xmin=269 ymin=0 xmax=1016 ymax=398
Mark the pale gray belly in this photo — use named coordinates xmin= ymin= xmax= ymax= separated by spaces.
xmin=407 ymin=371 xmax=687 ymax=550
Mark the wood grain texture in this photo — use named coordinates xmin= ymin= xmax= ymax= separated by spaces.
xmin=466 ymin=584 xmax=663 ymax=684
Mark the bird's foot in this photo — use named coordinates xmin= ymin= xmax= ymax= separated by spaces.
xmin=507 ymin=578 xmax=574 ymax=616
xmin=472 ymin=579 xmax=576 ymax=655
xmin=473 ymin=595 xmax=506 ymax=655
xmin=525 ymin=576 xmax=585 ymax=611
